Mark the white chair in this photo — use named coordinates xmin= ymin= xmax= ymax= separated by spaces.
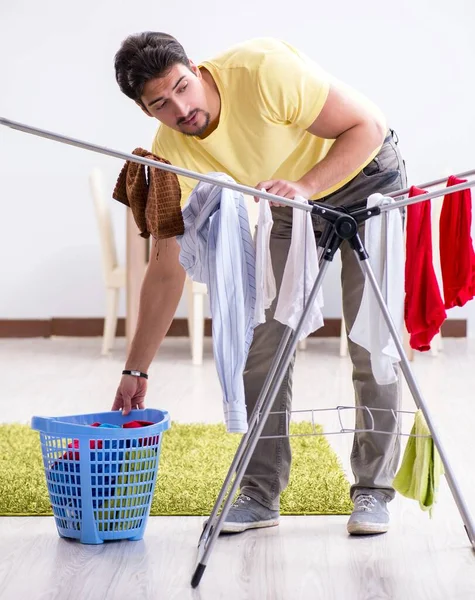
xmin=90 ymin=168 xmax=210 ymax=363
xmin=89 ymin=168 xmax=126 ymax=355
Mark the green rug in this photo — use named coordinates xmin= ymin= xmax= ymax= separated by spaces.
xmin=0 ymin=422 xmax=352 ymax=516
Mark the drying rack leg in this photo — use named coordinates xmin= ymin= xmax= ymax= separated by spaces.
xmin=360 ymin=257 xmax=475 ymax=548
xmin=196 ymin=325 xmax=293 ymax=550
xmin=191 ymin=260 xmax=332 ymax=588
xmin=191 ymin=202 xmax=475 ymax=588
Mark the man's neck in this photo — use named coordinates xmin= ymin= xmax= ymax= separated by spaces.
xmin=199 ymin=67 xmax=221 ymax=139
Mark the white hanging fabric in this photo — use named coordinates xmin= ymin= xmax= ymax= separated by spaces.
xmin=254 ymin=197 xmax=277 ymax=325
xmin=349 ymin=192 xmax=405 ymax=385
xmin=274 ymin=196 xmax=324 ymax=340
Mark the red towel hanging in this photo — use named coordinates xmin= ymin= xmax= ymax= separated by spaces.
xmin=439 ymin=175 xmax=475 ymax=309
xmin=404 ymin=186 xmax=447 ymax=351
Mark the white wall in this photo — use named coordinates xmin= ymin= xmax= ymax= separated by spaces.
xmin=1 ymin=0 xmax=475 ymax=331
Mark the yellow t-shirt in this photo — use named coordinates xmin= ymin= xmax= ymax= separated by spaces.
xmin=152 ymin=37 xmax=384 ymax=205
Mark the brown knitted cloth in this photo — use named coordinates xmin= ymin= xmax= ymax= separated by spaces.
xmin=113 ymin=148 xmax=184 ymax=240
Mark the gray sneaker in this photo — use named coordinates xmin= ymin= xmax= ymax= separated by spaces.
xmin=347 ymin=490 xmax=390 ymax=535
xmin=211 ymin=494 xmax=280 ymax=534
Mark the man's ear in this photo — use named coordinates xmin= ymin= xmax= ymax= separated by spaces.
xmin=135 ymin=100 xmax=153 ymax=117
xmin=189 ymin=60 xmax=201 ymax=78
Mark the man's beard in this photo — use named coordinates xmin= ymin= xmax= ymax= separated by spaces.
xmin=178 ymin=109 xmax=211 ymax=137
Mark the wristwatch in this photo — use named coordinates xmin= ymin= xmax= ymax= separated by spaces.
xmin=122 ymin=369 xmax=148 ymax=380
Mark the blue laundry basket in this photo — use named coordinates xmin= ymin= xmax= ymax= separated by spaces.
xmin=31 ymin=409 xmax=170 ymax=544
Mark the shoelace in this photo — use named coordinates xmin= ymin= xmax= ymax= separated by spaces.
xmin=232 ymin=494 xmax=252 ymax=507
xmin=355 ymin=494 xmax=377 ymax=512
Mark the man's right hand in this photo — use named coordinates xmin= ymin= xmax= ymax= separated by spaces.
xmin=112 ymin=374 xmax=147 ymax=416
xmin=110 ymin=237 xmax=186 ymax=417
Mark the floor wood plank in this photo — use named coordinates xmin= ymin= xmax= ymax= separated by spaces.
xmin=1 ymin=337 xmax=475 ymax=599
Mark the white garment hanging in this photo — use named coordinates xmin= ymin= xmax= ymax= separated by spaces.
xmin=254 ymin=197 xmax=276 ymax=325
xmin=177 ymin=174 xmax=256 ymax=433
xmin=274 ymin=196 xmax=324 ymax=340
xmin=349 ymin=192 xmax=405 ymax=385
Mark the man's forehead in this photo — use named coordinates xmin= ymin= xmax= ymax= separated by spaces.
xmin=147 ymin=65 xmax=187 ymax=91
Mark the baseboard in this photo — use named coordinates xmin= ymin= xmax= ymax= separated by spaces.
xmin=0 ymin=318 xmax=467 ymax=338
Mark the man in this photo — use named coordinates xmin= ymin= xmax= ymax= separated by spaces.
xmin=113 ymin=32 xmax=407 ymax=536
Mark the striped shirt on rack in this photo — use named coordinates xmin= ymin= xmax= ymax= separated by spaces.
xmin=177 ymin=174 xmax=256 ymax=433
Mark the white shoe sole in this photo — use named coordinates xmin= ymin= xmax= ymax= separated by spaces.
xmin=220 ymin=518 xmax=280 ymax=534
xmin=347 ymin=521 xmax=389 ymax=535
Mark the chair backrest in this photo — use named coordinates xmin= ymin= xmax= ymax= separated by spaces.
xmin=89 ymin=168 xmax=119 ymax=279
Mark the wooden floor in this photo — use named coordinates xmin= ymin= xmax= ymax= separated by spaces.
xmin=2 ymin=336 xmax=475 ymax=599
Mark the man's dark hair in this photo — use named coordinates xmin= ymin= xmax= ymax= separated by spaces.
xmin=114 ymin=32 xmax=190 ymax=104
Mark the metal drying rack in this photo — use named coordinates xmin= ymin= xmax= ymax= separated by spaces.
xmin=1 ymin=117 xmax=475 ymax=589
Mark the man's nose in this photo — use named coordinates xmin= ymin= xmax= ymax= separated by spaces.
xmin=174 ymin=99 xmax=190 ymax=120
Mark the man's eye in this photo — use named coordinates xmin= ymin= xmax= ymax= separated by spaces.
xmin=156 ymin=101 xmax=166 ymax=111
xmin=178 ymin=84 xmax=188 ymax=93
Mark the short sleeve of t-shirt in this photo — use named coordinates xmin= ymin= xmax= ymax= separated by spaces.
xmin=256 ymin=43 xmax=330 ymax=130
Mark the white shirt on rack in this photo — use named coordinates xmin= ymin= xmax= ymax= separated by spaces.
xmin=349 ymin=192 xmax=404 ymax=385
xmin=254 ymin=197 xmax=276 ymax=325
xmin=177 ymin=174 xmax=256 ymax=433
xmin=274 ymin=196 xmax=324 ymax=340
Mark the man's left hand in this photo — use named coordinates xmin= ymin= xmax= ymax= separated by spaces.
xmin=253 ymin=179 xmax=313 ymax=206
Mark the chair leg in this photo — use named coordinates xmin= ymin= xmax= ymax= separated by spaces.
xmin=191 ymin=291 xmax=205 ymax=366
xmin=431 ymin=332 xmax=443 ymax=356
xmin=186 ymin=280 xmax=194 ymax=349
xmin=403 ymin=326 xmax=414 ymax=362
xmin=438 ymin=332 xmax=444 ymax=351
xmin=102 ymin=287 xmax=119 ymax=355
xmin=339 ymin=316 xmax=348 ymax=357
